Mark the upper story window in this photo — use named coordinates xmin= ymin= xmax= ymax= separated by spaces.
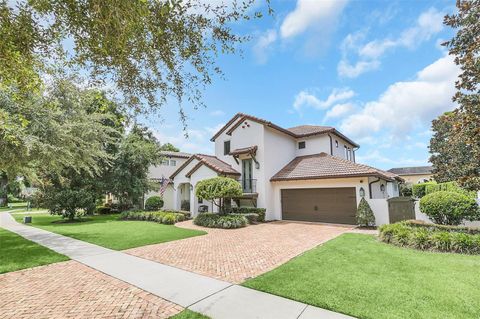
xmin=335 ymin=140 xmax=339 ymax=148
xmin=347 ymin=148 xmax=352 ymax=161
xmin=298 ymin=141 xmax=306 ymax=149
xmin=170 ymin=160 xmax=176 ymax=166
xmin=344 ymin=145 xmax=348 ymax=158
xmin=224 ymin=140 xmax=231 ymax=155
xmin=161 ymin=159 xmax=169 ymax=166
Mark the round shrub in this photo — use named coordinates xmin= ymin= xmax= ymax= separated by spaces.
xmin=420 ymin=191 xmax=480 ymax=225
xmin=194 ymin=213 xmax=247 ymax=229
xmin=145 ymin=196 xmax=164 ymax=211
xmin=161 ymin=213 xmax=177 ymax=225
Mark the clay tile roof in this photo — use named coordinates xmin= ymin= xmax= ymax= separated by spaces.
xmin=194 ymin=154 xmax=240 ymax=176
xmin=160 ymin=151 xmax=192 ymax=158
xmin=229 ymin=145 xmax=258 ymax=156
xmin=387 ymin=166 xmax=433 ymax=175
xmin=287 ymin=125 xmax=334 ymax=137
xmin=170 ymin=154 xmax=240 ymax=179
xmin=271 ymin=153 xmax=401 ymax=182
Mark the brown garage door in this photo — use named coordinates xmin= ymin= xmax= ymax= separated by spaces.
xmin=281 ymin=188 xmax=357 ymax=224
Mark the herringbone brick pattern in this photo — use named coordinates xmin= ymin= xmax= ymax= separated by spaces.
xmin=0 ymin=261 xmax=183 ymax=319
xmin=127 ymin=220 xmax=351 ymax=284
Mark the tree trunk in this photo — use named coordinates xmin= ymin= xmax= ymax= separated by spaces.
xmin=0 ymin=173 xmax=8 ymax=207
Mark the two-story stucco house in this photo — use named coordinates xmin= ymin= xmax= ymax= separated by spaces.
xmin=146 ymin=151 xmax=191 ymax=210
xmin=166 ymin=113 xmax=402 ymax=225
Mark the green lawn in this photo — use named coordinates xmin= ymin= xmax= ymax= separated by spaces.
xmin=0 ymin=228 xmax=69 ymax=274
xmin=243 ymin=234 xmax=480 ymax=319
xmin=13 ymin=213 xmax=206 ymax=250
xmin=0 ymin=202 xmax=28 ymax=212
xmin=170 ymin=310 xmax=210 ymax=319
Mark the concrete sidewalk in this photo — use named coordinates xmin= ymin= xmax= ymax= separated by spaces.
xmin=1 ymin=212 xmax=354 ymax=319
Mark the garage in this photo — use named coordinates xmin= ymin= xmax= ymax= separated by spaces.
xmin=281 ymin=187 xmax=357 ymax=224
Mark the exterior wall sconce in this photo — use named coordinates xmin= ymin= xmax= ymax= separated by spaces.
xmin=359 ymin=187 xmax=365 ymax=198
xmin=255 ymin=162 xmax=260 ymax=169
xmin=380 ymin=184 xmax=385 ymax=192
xmin=189 ymin=184 xmax=194 ymax=191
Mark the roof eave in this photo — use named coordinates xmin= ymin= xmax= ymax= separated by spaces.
xmin=270 ymin=172 xmax=395 ymax=182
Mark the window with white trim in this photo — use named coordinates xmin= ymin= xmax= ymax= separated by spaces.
xmin=224 ymin=140 xmax=231 ymax=155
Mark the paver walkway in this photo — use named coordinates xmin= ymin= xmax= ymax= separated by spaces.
xmin=1 ymin=212 xmax=355 ymax=319
xmin=0 ymin=261 xmax=183 ymax=319
xmin=127 ymin=220 xmax=351 ymax=283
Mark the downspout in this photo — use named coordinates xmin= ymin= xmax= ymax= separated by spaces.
xmin=328 ymin=134 xmax=333 ymax=155
xmin=368 ymin=177 xmax=381 ymax=199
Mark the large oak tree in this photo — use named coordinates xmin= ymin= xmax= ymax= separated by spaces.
xmin=0 ymin=0 xmax=268 ymax=123
xmin=430 ymin=0 xmax=480 ymax=190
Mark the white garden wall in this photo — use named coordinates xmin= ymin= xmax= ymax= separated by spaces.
xmin=366 ymin=198 xmax=390 ymax=226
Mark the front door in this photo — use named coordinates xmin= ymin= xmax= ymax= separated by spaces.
xmin=242 ymin=159 xmax=253 ymax=193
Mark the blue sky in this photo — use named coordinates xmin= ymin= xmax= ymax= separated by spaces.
xmin=141 ymin=0 xmax=459 ymax=170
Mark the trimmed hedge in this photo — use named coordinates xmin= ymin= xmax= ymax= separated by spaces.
xmin=425 ymin=181 xmax=476 ymax=198
xmin=145 ymin=196 xmax=164 ymax=211
xmin=419 ymin=191 xmax=479 ymax=225
xmin=225 ymin=207 xmax=266 ymax=222
xmin=161 ymin=209 xmax=192 ymax=219
xmin=379 ymin=222 xmax=480 ymax=254
xmin=242 ymin=213 xmax=259 ymax=224
xmin=120 ymin=210 xmax=185 ymax=225
xmin=405 ymin=220 xmax=480 ymax=235
xmin=194 ymin=213 xmax=248 ymax=229
xmin=412 ymin=182 xmax=436 ymax=198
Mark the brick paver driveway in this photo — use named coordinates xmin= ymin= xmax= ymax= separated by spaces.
xmin=127 ymin=220 xmax=352 ymax=284
xmin=0 ymin=261 xmax=183 ymax=319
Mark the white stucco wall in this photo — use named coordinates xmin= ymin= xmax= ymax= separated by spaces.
xmin=331 ymin=134 xmax=356 ymax=161
xmin=366 ymin=198 xmax=390 ymax=225
xmin=148 ymin=156 xmax=189 ymax=179
xmin=294 ymin=135 xmax=330 ymax=157
xmin=189 ymin=165 xmax=218 ymax=216
xmin=172 ymin=158 xmax=199 ymax=211
xmin=214 ymin=120 xmax=267 ymax=208
xmin=263 ymin=127 xmax=297 ymax=219
xmin=145 ymin=184 xmax=174 ymax=209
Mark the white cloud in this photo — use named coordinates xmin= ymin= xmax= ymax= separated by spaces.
xmin=293 ymin=88 xmax=355 ymax=111
xmin=152 ymin=123 xmax=223 ymax=154
xmin=338 ymin=7 xmax=444 ymax=78
xmin=280 ymin=0 xmax=348 ymax=39
xmin=340 ymin=55 xmax=460 ymax=140
xmin=324 ymin=103 xmax=356 ymax=120
xmin=209 ymin=110 xmax=225 ymax=117
xmin=337 ymin=60 xmax=380 ymax=78
xmin=253 ymin=29 xmax=277 ymax=64
xmin=356 ymin=150 xmax=428 ymax=166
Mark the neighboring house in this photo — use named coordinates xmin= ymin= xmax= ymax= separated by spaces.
xmin=146 ymin=151 xmax=191 ymax=209
xmin=387 ymin=166 xmax=433 ymax=184
xmin=168 ymin=113 xmax=402 ymax=225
